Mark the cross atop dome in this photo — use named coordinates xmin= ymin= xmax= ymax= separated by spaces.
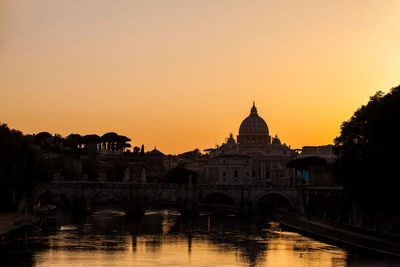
xmin=250 ymin=101 xmax=258 ymax=115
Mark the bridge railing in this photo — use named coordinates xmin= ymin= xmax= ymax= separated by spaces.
xmin=45 ymin=181 xmax=299 ymax=190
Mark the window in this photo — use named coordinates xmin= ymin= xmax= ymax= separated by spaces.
xmin=223 ymin=172 xmax=226 ymax=177
xmin=234 ymin=170 xmax=238 ymax=177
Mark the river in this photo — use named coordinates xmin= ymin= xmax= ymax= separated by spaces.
xmin=1 ymin=207 xmax=398 ymax=266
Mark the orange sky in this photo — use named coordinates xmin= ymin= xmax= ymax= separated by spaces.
xmin=1 ymin=0 xmax=399 ymax=154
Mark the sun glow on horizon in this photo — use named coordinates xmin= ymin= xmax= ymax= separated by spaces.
xmin=1 ymin=0 xmax=400 ymax=154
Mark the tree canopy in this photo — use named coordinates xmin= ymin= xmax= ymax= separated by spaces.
xmin=333 ymin=85 xmax=400 ymax=216
xmin=0 ymin=123 xmax=48 ymax=210
xmin=177 ymin=149 xmax=203 ymax=160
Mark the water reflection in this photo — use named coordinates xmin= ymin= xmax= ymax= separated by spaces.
xmin=0 ymin=208 xmax=398 ymax=266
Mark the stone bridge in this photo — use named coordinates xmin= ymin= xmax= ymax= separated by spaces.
xmin=31 ymin=182 xmax=310 ymax=216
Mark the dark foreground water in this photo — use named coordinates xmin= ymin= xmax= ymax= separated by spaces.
xmin=1 ymin=208 xmax=399 ymax=267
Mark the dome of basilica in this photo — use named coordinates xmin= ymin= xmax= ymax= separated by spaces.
xmin=239 ymin=102 xmax=269 ymax=135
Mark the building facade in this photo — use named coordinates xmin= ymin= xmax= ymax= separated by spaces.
xmin=207 ymin=102 xmax=297 ymax=185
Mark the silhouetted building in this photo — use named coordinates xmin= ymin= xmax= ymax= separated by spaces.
xmin=299 ymin=145 xmax=335 ymax=160
xmin=290 ymin=145 xmax=339 ymax=186
xmin=146 ymin=147 xmax=166 ymax=180
xmin=207 ymin=102 xmax=296 ymax=185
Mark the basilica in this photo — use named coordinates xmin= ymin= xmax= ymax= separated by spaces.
xmin=207 ymin=102 xmax=297 ymax=186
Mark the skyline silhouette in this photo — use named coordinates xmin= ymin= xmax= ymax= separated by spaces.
xmin=2 ymin=2 xmax=400 ymax=266
xmin=1 ymin=0 xmax=399 ymax=154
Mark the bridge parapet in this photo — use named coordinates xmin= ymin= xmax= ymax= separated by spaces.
xmin=32 ymin=181 xmax=305 ymax=216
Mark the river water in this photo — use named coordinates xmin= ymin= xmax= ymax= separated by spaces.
xmin=1 ymin=208 xmax=398 ymax=267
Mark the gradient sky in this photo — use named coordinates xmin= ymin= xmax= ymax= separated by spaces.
xmin=1 ymin=0 xmax=399 ymax=154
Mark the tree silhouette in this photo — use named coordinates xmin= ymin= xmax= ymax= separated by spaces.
xmin=65 ymin=134 xmax=82 ymax=149
xmin=178 ymin=148 xmax=202 ymax=160
xmin=116 ymin=135 xmax=131 ymax=152
xmin=0 ymin=123 xmax=48 ymax=210
xmin=101 ymin=132 xmax=119 ymax=151
xmin=140 ymin=144 xmax=145 ymax=154
xmin=82 ymin=134 xmax=101 ymax=152
xmin=34 ymin=131 xmax=52 ymax=148
xmin=334 ymin=85 xmax=400 ymax=217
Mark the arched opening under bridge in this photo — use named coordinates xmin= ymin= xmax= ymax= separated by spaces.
xmin=87 ymin=191 xmax=123 ymax=214
xmin=254 ymin=192 xmax=292 ymax=214
xmin=148 ymin=190 xmax=182 ymax=205
xmin=146 ymin=190 xmax=183 ymax=215
xmin=35 ymin=190 xmax=72 ymax=213
xmin=200 ymin=192 xmax=238 ymax=213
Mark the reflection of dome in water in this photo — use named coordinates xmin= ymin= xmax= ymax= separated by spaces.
xmin=238 ymin=102 xmax=271 ymax=145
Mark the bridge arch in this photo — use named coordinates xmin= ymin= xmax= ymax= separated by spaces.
xmin=147 ymin=189 xmax=183 ymax=203
xmin=253 ymin=191 xmax=293 ymax=213
xmin=86 ymin=190 xmax=121 ymax=208
xmin=199 ymin=191 xmax=239 ymax=209
xmin=33 ymin=189 xmax=73 ymax=210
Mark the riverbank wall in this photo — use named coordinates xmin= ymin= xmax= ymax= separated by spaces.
xmin=280 ymin=217 xmax=400 ymax=257
xmin=0 ymin=212 xmax=35 ymax=240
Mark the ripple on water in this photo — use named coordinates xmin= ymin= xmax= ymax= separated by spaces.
xmin=1 ymin=209 xmax=397 ymax=267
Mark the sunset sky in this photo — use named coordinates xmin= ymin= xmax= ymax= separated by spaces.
xmin=1 ymin=0 xmax=399 ymax=154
